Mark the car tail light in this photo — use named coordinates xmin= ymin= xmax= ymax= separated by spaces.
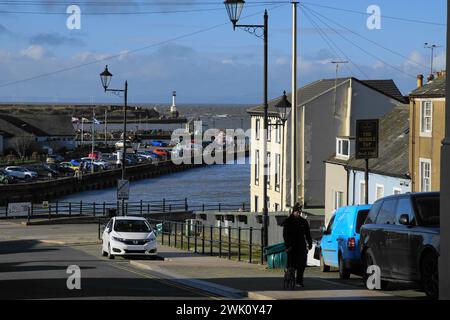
xmin=348 ymin=237 xmax=356 ymax=250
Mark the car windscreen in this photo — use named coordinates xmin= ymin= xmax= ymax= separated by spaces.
xmin=413 ymin=195 xmax=440 ymax=226
xmin=355 ymin=209 xmax=370 ymax=233
xmin=113 ymin=220 xmax=151 ymax=233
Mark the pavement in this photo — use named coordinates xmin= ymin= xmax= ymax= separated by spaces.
xmin=0 ymin=220 xmax=428 ymax=300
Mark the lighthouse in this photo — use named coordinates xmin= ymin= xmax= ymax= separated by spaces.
xmin=170 ymin=91 xmax=179 ymax=118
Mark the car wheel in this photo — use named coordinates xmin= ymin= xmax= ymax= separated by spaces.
xmin=320 ymin=254 xmax=330 ymax=272
xmin=362 ymin=249 xmax=389 ymax=290
xmin=421 ymin=252 xmax=439 ymax=300
xmin=108 ymin=244 xmax=115 ymax=260
xmin=24 ymin=175 xmax=31 ymax=181
xmin=339 ymin=255 xmax=351 ymax=279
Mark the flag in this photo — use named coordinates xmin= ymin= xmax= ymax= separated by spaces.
xmin=93 ymin=117 xmax=101 ymax=125
xmin=71 ymin=116 xmax=79 ymax=123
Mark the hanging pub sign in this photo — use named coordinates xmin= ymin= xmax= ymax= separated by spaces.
xmin=355 ymin=119 xmax=379 ymax=159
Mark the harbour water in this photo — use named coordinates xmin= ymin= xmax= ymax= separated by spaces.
xmin=58 ymin=160 xmax=250 ymax=206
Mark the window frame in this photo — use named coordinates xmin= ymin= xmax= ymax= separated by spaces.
xmin=359 ymin=180 xmax=366 ymax=205
xmin=333 ymin=190 xmax=344 ymax=211
xmin=266 ymin=151 xmax=271 ymax=187
xmin=375 ymin=184 xmax=385 ymax=201
xmin=419 ymin=158 xmax=432 ymax=192
xmin=336 ymin=137 xmax=350 ymax=159
xmin=274 ymin=153 xmax=281 ymax=192
xmin=420 ymin=100 xmax=433 ymax=137
xmin=254 ymin=149 xmax=260 ymax=186
xmin=255 ymin=118 xmax=260 ymax=140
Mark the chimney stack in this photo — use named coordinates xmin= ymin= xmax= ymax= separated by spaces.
xmin=427 ymin=74 xmax=435 ymax=82
xmin=417 ymin=74 xmax=424 ymax=88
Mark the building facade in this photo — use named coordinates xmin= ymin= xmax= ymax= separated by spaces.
xmin=409 ymin=73 xmax=446 ymax=192
xmin=248 ymin=77 xmax=407 ymax=213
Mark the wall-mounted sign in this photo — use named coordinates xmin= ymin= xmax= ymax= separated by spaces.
xmin=356 ymin=119 xmax=379 ymax=159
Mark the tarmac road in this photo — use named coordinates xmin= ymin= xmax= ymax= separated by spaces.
xmin=0 ymin=239 xmax=221 ymax=300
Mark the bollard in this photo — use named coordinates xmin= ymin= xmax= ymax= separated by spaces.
xmin=249 ymin=227 xmax=253 ymax=263
xmin=238 ymin=227 xmax=241 ymax=262
xmin=228 ymin=226 xmax=231 ymax=260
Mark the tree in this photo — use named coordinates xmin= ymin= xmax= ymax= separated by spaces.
xmin=10 ymin=135 xmax=35 ymax=160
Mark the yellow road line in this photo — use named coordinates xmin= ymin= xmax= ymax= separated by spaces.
xmin=111 ymin=262 xmax=223 ymax=300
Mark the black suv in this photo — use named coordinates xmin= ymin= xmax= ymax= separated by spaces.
xmin=360 ymin=192 xmax=440 ymax=299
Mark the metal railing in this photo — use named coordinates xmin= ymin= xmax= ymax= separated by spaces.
xmin=146 ymin=218 xmax=265 ymax=265
xmin=0 ymin=198 xmax=250 ymax=219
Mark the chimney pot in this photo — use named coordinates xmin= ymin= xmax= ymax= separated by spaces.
xmin=417 ymin=74 xmax=424 ymax=88
xmin=427 ymin=74 xmax=435 ymax=82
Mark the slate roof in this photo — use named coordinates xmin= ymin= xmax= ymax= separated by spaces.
xmin=326 ymin=104 xmax=410 ymax=178
xmin=410 ymin=76 xmax=445 ymax=98
xmin=0 ymin=114 xmax=74 ymax=137
xmin=247 ymin=77 xmax=407 ymax=115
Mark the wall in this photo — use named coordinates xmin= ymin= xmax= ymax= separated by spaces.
xmin=324 ymin=162 xmax=348 ymax=225
xmin=348 ymin=170 xmax=411 ymax=206
xmin=409 ymin=98 xmax=445 ymax=192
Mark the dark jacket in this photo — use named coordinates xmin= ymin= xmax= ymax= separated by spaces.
xmin=283 ymin=215 xmax=313 ymax=252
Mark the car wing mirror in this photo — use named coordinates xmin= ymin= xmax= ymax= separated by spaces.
xmin=399 ymin=214 xmax=410 ymax=226
xmin=320 ymin=225 xmax=327 ymax=234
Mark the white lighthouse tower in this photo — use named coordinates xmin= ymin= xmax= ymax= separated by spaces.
xmin=170 ymin=91 xmax=179 ymax=118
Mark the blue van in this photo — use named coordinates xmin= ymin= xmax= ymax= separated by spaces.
xmin=319 ymin=205 xmax=371 ymax=279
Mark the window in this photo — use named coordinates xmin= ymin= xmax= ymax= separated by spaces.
xmin=420 ymin=159 xmax=431 ymax=192
xmin=395 ymin=197 xmax=415 ymax=225
xmin=275 ymin=121 xmax=281 ymax=143
xmin=420 ymin=101 xmax=433 ymax=136
xmin=336 ymin=138 xmax=350 ymax=159
xmin=266 ymin=152 xmax=271 ymax=187
xmin=266 ymin=197 xmax=270 ymax=210
xmin=375 ymin=199 xmax=397 ymax=225
xmin=375 ymin=184 xmax=384 ymax=200
xmin=275 ymin=153 xmax=281 ymax=192
xmin=254 ymin=196 xmax=259 ymax=212
xmin=325 ymin=215 xmax=336 ymax=234
xmin=255 ymin=118 xmax=260 ymax=140
xmin=356 ymin=209 xmax=370 ymax=233
xmin=254 ymin=150 xmax=260 ymax=185
xmin=359 ymin=181 xmax=366 ymax=204
xmin=334 ymin=191 xmax=344 ymax=211
xmin=366 ymin=200 xmax=382 ymax=224
xmin=267 ymin=123 xmax=271 ymax=142
xmin=274 ymin=203 xmax=280 ymax=211
xmin=393 ymin=187 xmax=402 ymax=195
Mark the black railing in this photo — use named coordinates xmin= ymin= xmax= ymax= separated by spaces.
xmin=145 ymin=218 xmax=265 ymax=265
xmin=0 ymin=199 xmax=250 ymax=218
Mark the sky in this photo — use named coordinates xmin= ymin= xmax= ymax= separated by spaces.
xmin=0 ymin=0 xmax=447 ymax=104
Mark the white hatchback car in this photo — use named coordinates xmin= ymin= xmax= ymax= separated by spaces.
xmin=102 ymin=216 xmax=157 ymax=259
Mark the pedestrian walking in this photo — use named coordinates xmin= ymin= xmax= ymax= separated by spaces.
xmin=283 ymin=202 xmax=313 ymax=287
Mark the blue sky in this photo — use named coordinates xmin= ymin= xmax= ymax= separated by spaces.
xmin=0 ymin=0 xmax=447 ymax=104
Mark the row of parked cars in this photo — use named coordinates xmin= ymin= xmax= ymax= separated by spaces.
xmin=317 ymin=192 xmax=440 ymax=299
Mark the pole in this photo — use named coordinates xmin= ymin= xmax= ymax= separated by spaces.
xmin=91 ymin=108 xmax=95 ymax=173
xmin=365 ymin=159 xmax=369 ymax=205
xmin=122 ymin=81 xmax=128 ymax=216
xmin=81 ymin=118 xmax=84 ymax=145
xmin=291 ymin=2 xmax=298 ymax=207
xmin=262 ymin=10 xmax=269 ymax=251
xmin=104 ymin=109 xmax=107 ymax=145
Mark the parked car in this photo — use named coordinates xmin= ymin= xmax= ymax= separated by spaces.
xmin=46 ymin=154 xmax=64 ymax=164
xmin=81 ymin=157 xmax=109 ymax=170
xmin=360 ymin=192 xmax=440 ymax=299
xmin=27 ymin=164 xmax=60 ymax=178
xmin=102 ymin=216 xmax=157 ymax=259
xmin=152 ymin=148 xmax=168 ymax=157
xmin=88 ymin=151 xmax=102 ymax=160
xmin=60 ymin=162 xmax=80 ymax=172
xmin=319 ymin=205 xmax=371 ymax=279
xmin=0 ymin=169 xmax=15 ymax=184
xmin=151 ymin=140 xmax=168 ymax=147
xmin=4 ymin=166 xmax=38 ymax=180
xmin=115 ymin=140 xmax=132 ymax=149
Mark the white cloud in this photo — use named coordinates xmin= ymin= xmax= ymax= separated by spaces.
xmin=20 ymin=45 xmax=49 ymax=61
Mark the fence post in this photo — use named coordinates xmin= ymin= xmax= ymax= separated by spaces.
xmin=161 ymin=220 xmax=165 ymax=245
xmin=210 ymin=225 xmax=213 ymax=256
xmin=80 ymin=200 xmax=83 ymax=216
xmin=69 ymin=202 xmax=72 ymax=217
xmin=140 ymin=200 xmax=143 ymax=215
xmin=249 ymin=227 xmax=253 ymax=263
xmin=202 ymin=224 xmax=205 ymax=255
xmin=238 ymin=226 xmax=241 ymax=262
xmin=31 ymin=202 xmax=34 ymax=217
xmin=219 ymin=203 xmax=221 ymax=212
xmin=181 ymin=222 xmax=184 ymax=250
xmin=98 ymin=218 xmax=101 ymax=240
xmin=5 ymin=200 xmax=7 ymax=217
xmin=185 ymin=198 xmax=188 ymax=212
xmin=27 ymin=207 xmax=30 ymax=223
xmin=202 ymin=204 xmax=205 ymax=212
xmin=174 ymin=223 xmax=177 ymax=248
xmin=56 ymin=200 xmax=59 ymax=215
xmin=260 ymin=228 xmax=264 ymax=265
xmin=194 ymin=222 xmax=198 ymax=253
xmin=93 ymin=202 xmax=96 ymax=217
xmin=163 ymin=199 xmax=166 ymax=212
xmin=228 ymin=226 xmax=231 ymax=260
xmin=48 ymin=204 xmax=51 ymax=220
xmin=219 ymin=224 xmax=222 ymax=258
xmin=126 ymin=202 xmax=128 ymax=215
xmin=147 ymin=203 xmax=150 ymax=214
xmin=168 ymin=221 xmax=171 ymax=246
xmin=242 ymin=202 xmax=245 ymax=211
xmin=187 ymin=220 xmax=191 ymax=251
xmin=103 ymin=202 xmax=106 ymax=216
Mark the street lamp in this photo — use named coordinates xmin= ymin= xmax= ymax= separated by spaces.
xmin=100 ymin=65 xmax=128 ymax=215
xmin=224 ymin=0 xmax=270 ymax=250
xmin=274 ymin=91 xmax=291 ymax=124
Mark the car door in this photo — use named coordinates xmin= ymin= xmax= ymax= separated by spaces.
xmin=373 ymin=198 xmax=398 ymax=279
xmin=102 ymin=219 xmax=113 ymax=251
xmin=390 ymin=197 xmax=416 ymax=280
xmin=321 ymin=215 xmax=336 ymax=265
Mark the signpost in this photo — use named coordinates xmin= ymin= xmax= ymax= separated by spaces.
xmin=8 ymin=202 xmax=31 ymax=217
xmin=117 ymin=179 xmax=129 ymax=216
xmin=356 ymin=119 xmax=379 ymax=204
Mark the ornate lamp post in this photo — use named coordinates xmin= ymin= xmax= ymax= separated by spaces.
xmin=100 ymin=65 xmax=128 ymax=215
xmin=224 ymin=0 xmax=270 ymax=250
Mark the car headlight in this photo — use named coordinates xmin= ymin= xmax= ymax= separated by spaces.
xmin=146 ymin=234 xmax=156 ymax=242
xmin=112 ymin=236 xmax=126 ymax=243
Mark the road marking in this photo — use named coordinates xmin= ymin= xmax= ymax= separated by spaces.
xmin=111 ymin=262 xmax=223 ymax=300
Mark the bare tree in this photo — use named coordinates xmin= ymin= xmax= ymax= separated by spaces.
xmin=10 ymin=135 xmax=35 ymax=160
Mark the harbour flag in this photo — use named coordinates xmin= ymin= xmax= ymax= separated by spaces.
xmin=71 ymin=116 xmax=79 ymax=123
xmin=93 ymin=118 xmax=101 ymax=125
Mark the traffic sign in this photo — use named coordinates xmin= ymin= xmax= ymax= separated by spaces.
xmin=117 ymin=179 xmax=130 ymax=200
xmin=356 ymin=119 xmax=379 ymax=159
